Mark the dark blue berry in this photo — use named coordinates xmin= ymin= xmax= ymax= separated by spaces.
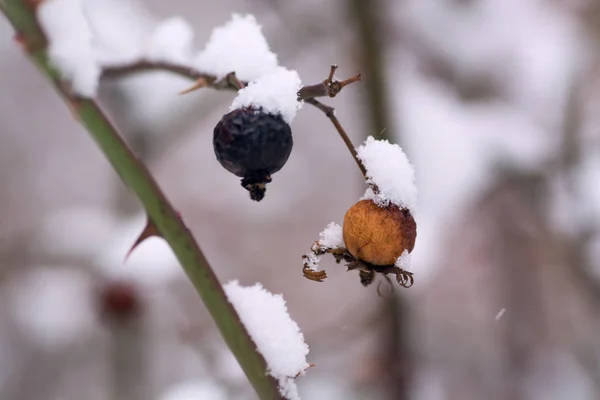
xmin=213 ymin=107 xmax=293 ymax=201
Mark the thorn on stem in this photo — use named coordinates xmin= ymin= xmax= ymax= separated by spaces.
xmin=124 ymin=211 xmax=182 ymax=261
xmin=179 ymin=77 xmax=208 ymax=95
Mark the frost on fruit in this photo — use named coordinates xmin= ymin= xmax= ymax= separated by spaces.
xmin=194 ymin=13 xmax=279 ymax=82
xmin=394 ymin=249 xmax=412 ymax=272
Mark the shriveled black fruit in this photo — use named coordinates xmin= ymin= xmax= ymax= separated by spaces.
xmin=213 ymin=107 xmax=293 ymax=201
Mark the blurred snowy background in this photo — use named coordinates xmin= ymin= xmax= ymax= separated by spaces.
xmin=2 ymin=0 xmax=600 ymax=399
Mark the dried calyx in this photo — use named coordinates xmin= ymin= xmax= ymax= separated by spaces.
xmin=303 ymin=197 xmax=417 ymax=291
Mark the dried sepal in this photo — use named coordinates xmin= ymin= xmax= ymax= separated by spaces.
xmin=302 ymin=264 xmax=327 ymax=282
xmin=178 ymin=77 xmax=208 ymax=95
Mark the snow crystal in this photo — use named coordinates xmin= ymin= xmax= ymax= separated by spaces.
xmin=159 ymin=380 xmax=227 ymax=400
xmin=37 ymin=0 xmax=100 ymax=97
xmin=394 ymin=249 xmax=412 ymax=272
xmin=316 ymin=222 xmax=344 ymax=250
xmin=145 ymin=17 xmax=194 ymax=64
xmin=194 ymin=13 xmax=278 ymax=82
xmin=495 ymin=308 xmax=506 ymax=321
xmin=230 ymin=67 xmax=303 ymax=124
xmin=223 ymin=281 xmax=309 ymax=400
xmin=357 ymin=136 xmax=418 ymax=210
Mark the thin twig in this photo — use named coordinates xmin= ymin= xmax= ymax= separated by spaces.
xmin=305 ymin=98 xmax=367 ymax=178
xmin=0 ymin=2 xmax=283 ymax=399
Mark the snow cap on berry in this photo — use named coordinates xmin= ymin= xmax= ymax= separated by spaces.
xmin=230 ymin=66 xmax=303 ymax=124
xmin=194 ymin=14 xmax=279 ymax=82
xmin=357 ymin=136 xmax=418 ymax=210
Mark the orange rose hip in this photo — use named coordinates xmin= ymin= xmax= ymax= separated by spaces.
xmin=343 ymin=199 xmax=417 ymax=266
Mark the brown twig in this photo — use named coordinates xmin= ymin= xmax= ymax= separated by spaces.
xmin=304 ymin=98 xmax=367 ymax=178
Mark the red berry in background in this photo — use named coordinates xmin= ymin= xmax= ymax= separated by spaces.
xmin=97 ymin=281 xmax=142 ymax=320
xmin=213 ymin=107 xmax=293 ymax=201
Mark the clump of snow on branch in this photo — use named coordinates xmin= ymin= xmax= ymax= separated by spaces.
xmin=357 ymin=136 xmax=418 ymax=210
xmin=395 ymin=249 xmax=412 ymax=272
xmin=145 ymin=17 xmax=194 ymax=64
xmin=303 ymin=222 xmax=344 ymax=271
xmin=230 ymin=67 xmax=303 ymax=123
xmin=37 ymin=4 xmax=280 ymax=97
xmin=223 ymin=281 xmax=309 ymax=400
xmin=194 ymin=14 xmax=278 ymax=82
xmin=315 ymin=222 xmax=344 ymax=250
xmin=37 ymin=0 xmax=100 ymax=97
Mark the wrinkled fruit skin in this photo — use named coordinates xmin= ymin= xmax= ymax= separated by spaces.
xmin=213 ymin=107 xmax=293 ymax=201
xmin=343 ymin=199 xmax=417 ymax=266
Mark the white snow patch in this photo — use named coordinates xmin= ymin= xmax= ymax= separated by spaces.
xmin=495 ymin=308 xmax=506 ymax=321
xmin=7 ymin=268 xmax=95 ymax=350
xmin=224 ymin=281 xmax=309 ymax=400
xmin=316 ymin=222 xmax=344 ymax=250
xmin=194 ymin=13 xmax=278 ymax=82
xmin=145 ymin=17 xmax=194 ymax=64
xmin=303 ymin=252 xmax=321 ymax=271
xmin=394 ymin=249 xmax=412 ymax=272
xmin=159 ymin=380 xmax=227 ymax=400
xmin=230 ymin=67 xmax=303 ymax=123
xmin=357 ymin=136 xmax=418 ymax=210
xmin=37 ymin=0 xmax=100 ymax=97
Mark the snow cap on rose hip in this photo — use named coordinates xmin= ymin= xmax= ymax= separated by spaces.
xmin=344 ymin=136 xmax=418 ymax=267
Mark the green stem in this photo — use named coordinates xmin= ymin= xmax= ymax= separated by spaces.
xmin=0 ymin=1 xmax=283 ymax=399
